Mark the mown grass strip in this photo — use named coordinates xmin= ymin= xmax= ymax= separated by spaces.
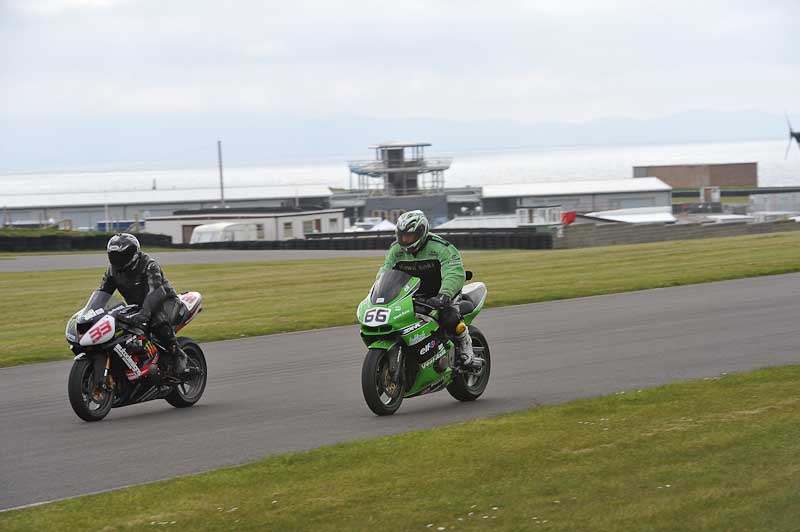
xmin=672 ymin=195 xmax=750 ymax=204
xmin=0 ymin=228 xmax=107 ymax=237
xmin=2 ymin=231 xmax=800 ymax=367
xmin=3 ymin=364 xmax=800 ymax=531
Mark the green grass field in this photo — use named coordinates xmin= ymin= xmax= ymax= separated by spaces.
xmin=0 ymin=227 xmax=109 ymax=237
xmin=3 ymin=364 xmax=799 ymax=531
xmin=672 ymin=195 xmax=750 ymax=204
xmin=2 ymin=232 xmax=800 ymax=367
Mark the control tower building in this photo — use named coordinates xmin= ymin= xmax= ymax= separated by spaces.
xmin=348 ymin=142 xmax=452 ymax=196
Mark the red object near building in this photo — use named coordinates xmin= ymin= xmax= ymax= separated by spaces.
xmin=561 ymin=211 xmax=576 ymax=225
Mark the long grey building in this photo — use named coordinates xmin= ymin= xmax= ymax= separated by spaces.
xmin=481 ymin=178 xmax=672 ymax=214
xmin=1 ymin=184 xmax=332 ymax=230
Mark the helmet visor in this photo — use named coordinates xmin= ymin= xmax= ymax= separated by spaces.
xmin=108 ymin=246 xmax=137 ymax=269
xmin=397 ymin=224 xmax=426 ymax=249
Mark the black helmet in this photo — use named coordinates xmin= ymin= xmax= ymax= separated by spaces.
xmin=107 ymin=233 xmax=141 ymax=271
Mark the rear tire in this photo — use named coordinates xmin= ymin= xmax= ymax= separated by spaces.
xmin=68 ymin=358 xmax=113 ymax=422
xmin=165 ymin=338 xmax=207 ymax=408
xmin=447 ymin=325 xmax=491 ymax=402
xmin=361 ymin=347 xmax=404 ymax=416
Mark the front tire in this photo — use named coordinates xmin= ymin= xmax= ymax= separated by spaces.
xmin=447 ymin=325 xmax=491 ymax=402
xmin=68 ymin=358 xmax=113 ymax=422
xmin=165 ymin=338 xmax=207 ymax=408
xmin=361 ymin=347 xmax=405 ymax=416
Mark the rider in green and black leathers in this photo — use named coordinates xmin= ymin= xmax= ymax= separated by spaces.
xmin=85 ymin=233 xmax=189 ymax=375
xmin=377 ymin=210 xmax=481 ymax=369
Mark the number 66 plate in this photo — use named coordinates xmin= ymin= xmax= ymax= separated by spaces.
xmin=363 ymin=307 xmax=390 ymax=325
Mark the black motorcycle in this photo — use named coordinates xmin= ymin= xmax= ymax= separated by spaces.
xmin=65 ymin=292 xmax=207 ymax=422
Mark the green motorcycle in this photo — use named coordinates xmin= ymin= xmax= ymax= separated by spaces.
xmin=357 ymin=269 xmax=491 ymax=416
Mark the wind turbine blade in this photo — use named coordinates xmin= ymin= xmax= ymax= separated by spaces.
xmin=786 ymin=138 xmax=792 ymax=160
xmin=786 ymin=111 xmax=794 ymax=132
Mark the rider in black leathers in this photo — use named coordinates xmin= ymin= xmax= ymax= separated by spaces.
xmin=86 ymin=233 xmax=188 ymax=375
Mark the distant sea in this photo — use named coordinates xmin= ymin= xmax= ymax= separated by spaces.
xmin=1 ymin=139 xmax=799 ymax=198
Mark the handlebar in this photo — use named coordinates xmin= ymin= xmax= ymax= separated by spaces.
xmin=115 ymin=307 xmax=148 ymax=331
xmin=114 ymin=305 xmax=140 ymax=319
xmin=413 ymin=296 xmax=437 ymax=308
xmin=415 ymin=299 xmax=432 ymax=308
xmin=413 ymin=293 xmax=462 ymax=312
xmin=413 ymin=296 xmax=450 ymax=314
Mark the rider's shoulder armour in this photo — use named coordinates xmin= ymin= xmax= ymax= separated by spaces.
xmin=428 ymin=233 xmax=452 ymax=247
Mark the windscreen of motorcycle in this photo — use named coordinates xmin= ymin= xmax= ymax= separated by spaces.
xmin=371 ymin=270 xmax=418 ymax=304
xmin=67 ymin=294 xmax=125 ymax=343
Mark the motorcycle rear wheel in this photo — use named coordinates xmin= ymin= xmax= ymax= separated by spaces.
xmin=447 ymin=325 xmax=491 ymax=402
xmin=362 ymin=347 xmax=404 ymax=416
xmin=165 ymin=338 xmax=207 ymax=408
xmin=68 ymin=358 xmax=113 ymax=422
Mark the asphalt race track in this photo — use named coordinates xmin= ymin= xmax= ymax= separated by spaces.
xmin=0 ymin=250 xmax=387 ymax=272
xmin=2 ymin=274 xmax=799 ymax=511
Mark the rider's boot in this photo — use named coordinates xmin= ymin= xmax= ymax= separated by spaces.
xmin=454 ymin=322 xmax=483 ymax=370
xmin=169 ymin=341 xmax=189 ymax=375
xmin=155 ymin=322 xmax=189 ymax=376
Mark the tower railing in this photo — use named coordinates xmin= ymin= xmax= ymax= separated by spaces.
xmin=348 ymin=157 xmax=453 ymax=175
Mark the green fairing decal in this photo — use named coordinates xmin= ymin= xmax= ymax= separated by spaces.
xmin=401 ymin=319 xmax=439 ymax=346
xmin=406 ymin=364 xmax=452 ymax=397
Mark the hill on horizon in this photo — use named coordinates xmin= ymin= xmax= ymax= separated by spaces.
xmin=0 ymin=109 xmax=790 ymax=173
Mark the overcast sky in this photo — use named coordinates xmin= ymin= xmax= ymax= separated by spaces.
xmin=1 ymin=0 xmax=799 ymax=169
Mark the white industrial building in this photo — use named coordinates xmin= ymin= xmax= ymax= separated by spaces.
xmin=582 ymin=206 xmax=677 ymax=224
xmin=145 ymin=209 xmax=346 ymax=244
xmin=481 ymin=178 xmax=672 ymax=214
xmin=436 ymin=206 xmax=565 ymax=229
xmin=1 ymin=184 xmax=333 ymax=231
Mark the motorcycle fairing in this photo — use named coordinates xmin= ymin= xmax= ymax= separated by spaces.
xmin=79 ymin=315 xmax=116 ymax=346
xmin=461 ymin=282 xmax=487 ymax=325
xmin=176 ymin=292 xmax=203 ymax=332
xmin=365 ymin=338 xmax=398 ymax=351
xmin=358 ymin=272 xmax=420 ymax=323
xmin=400 ymin=316 xmax=439 ymax=346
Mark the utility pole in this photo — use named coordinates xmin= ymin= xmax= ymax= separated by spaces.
xmin=218 ymin=140 xmax=226 ymax=208
xmin=104 ymin=192 xmax=110 ymax=233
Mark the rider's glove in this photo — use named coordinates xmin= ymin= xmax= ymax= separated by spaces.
xmin=429 ymin=293 xmax=452 ymax=309
xmin=128 ymin=310 xmax=150 ymax=328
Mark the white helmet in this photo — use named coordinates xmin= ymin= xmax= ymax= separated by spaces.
xmin=395 ymin=210 xmax=429 ymax=253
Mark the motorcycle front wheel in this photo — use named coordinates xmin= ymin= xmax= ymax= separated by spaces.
xmin=68 ymin=358 xmax=113 ymax=422
xmin=361 ymin=347 xmax=405 ymax=416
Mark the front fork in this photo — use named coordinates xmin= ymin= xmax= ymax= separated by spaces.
xmin=92 ymin=353 xmax=113 ymax=391
xmin=388 ymin=346 xmax=404 ymax=386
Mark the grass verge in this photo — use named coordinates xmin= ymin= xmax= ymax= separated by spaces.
xmin=3 ymin=364 xmax=800 ymax=531
xmin=2 ymin=231 xmax=800 ymax=367
xmin=672 ymin=196 xmax=750 ymax=204
xmin=0 ymin=228 xmax=107 ymax=237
